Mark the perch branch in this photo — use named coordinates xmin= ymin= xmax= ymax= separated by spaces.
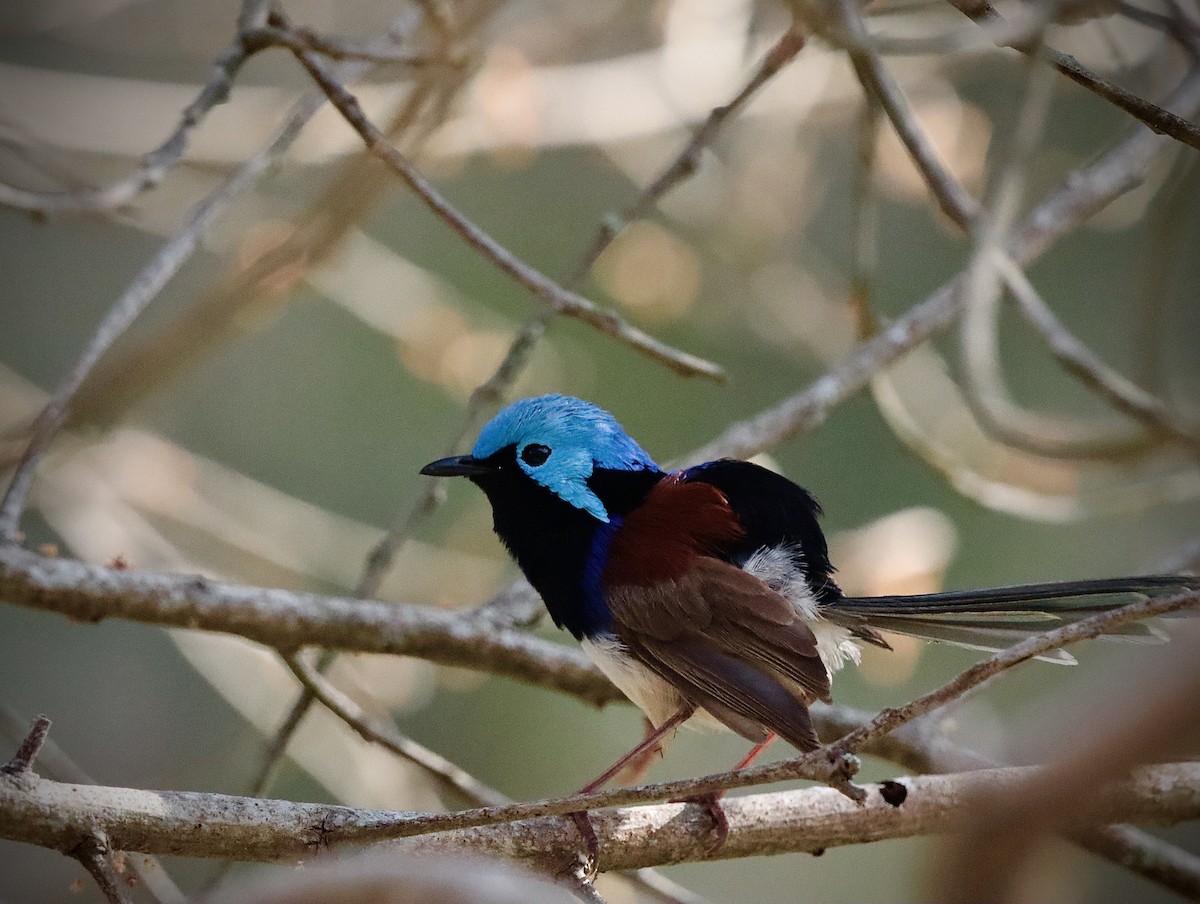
xmin=1 ymin=763 xmax=1196 ymax=871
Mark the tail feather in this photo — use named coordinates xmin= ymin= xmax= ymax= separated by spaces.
xmin=826 ymin=575 xmax=1196 ymax=663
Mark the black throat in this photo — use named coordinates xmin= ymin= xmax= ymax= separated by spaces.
xmin=473 ymin=458 xmax=663 ymax=639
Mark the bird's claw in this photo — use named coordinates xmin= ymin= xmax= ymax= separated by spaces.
xmin=570 ymin=810 xmax=599 ymax=877
xmin=672 ymin=792 xmax=729 ymax=852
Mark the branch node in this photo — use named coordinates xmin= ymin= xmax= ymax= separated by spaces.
xmin=2 ymin=714 xmax=51 ymax=775
xmin=72 ymin=832 xmax=133 ymax=904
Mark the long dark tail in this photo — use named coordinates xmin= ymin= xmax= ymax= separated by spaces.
xmin=826 ymin=575 xmax=1199 ymax=664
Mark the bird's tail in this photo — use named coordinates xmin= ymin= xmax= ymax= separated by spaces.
xmin=825 ymin=575 xmax=1199 ymax=664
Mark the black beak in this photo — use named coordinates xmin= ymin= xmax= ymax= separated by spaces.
xmin=420 ymin=454 xmax=495 ymax=478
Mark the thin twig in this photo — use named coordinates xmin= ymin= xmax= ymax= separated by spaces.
xmin=564 ymin=22 xmax=810 ymax=285
xmin=284 ymin=652 xmax=509 ymax=807
xmin=0 ymin=16 xmax=257 ymax=214
xmin=826 ymin=588 xmax=1200 ymax=761
xmin=244 ymin=25 xmax=463 ymax=67
xmin=0 ymin=96 xmax=322 ymax=543
xmin=831 ymin=0 xmax=979 ymax=228
xmin=944 ymin=0 xmax=1200 ymax=151
xmin=276 ymin=26 xmax=723 ymax=382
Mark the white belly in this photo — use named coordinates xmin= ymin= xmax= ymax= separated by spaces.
xmin=580 ymin=635 xmax=732 ymax=733
xmin=581 ymin=635 xmax=683 ymax=728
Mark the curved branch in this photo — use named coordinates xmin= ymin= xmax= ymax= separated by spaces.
xmin=688 ymin=65 xmax=1200 ymax=465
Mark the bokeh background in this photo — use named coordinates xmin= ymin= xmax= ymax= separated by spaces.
xmin=1 ymin=0 xmax=1198 ymax=901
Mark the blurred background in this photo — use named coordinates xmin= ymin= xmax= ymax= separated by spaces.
xmin=1 ymin=0 xmax=1198 ymax=901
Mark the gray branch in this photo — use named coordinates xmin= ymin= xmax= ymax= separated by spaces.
xmin=1 ymin=764 xmax=1196 ymax=872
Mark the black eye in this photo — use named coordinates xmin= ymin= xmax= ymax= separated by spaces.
xmin=521 ymin=444 xmax=551 ymax=467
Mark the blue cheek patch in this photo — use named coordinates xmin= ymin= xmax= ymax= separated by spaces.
xmin=519 ymin=448 xmax=609 ymax=521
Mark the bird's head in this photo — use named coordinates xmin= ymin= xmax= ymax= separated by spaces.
xmin=420 ymin=394 xmax=661 ymax=522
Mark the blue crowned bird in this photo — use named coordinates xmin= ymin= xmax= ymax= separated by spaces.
xmin=422 ymin=394 xmax=1197 ymax=844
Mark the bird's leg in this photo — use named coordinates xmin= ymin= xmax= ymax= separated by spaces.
xmin=570 ymin=704 xmax=696 ymax=866
xmin=611 ymin=716 xmax=664 ymax=787
xmin=577 ymin=704 xmax=695 ymax=794
xmin=673 ymin=732 xmax=778 ymax=851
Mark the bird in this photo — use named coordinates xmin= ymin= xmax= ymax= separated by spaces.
xmin=421 ymin=394 xmax=1197 ymax=841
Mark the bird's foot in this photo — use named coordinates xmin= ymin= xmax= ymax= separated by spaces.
xmin=570 ymin=810 xmax=600 ymax=876
xmin=672 ymin=792 xmax=729 ymax=852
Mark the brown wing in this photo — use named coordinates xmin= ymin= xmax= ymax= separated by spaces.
xmin=607 ymin=557 xmax=830 ymax=752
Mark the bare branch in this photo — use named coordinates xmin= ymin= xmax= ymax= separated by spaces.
xmin=951 ymin=44 xmax=1166 ymax=461
xmin=994 ymin=251 xmax=1200 ymax=455
xmin=830 ymin=0 xmax=979 ymax=228
xmin=826 ymin=588 xmax=1200 ymax=760
xmin=564 ymin=22 xmax=810 ymax=285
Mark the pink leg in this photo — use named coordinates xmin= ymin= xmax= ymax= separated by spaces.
xmin=608 ymin=717 xmax=662 ymax=787
xmin=571 ymin=704 xmax=695 ymax=862
xmin=577 ymin=703 xmax=695 ymax=794
xmin=732 ymin=731 xmax=777 ymax=772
